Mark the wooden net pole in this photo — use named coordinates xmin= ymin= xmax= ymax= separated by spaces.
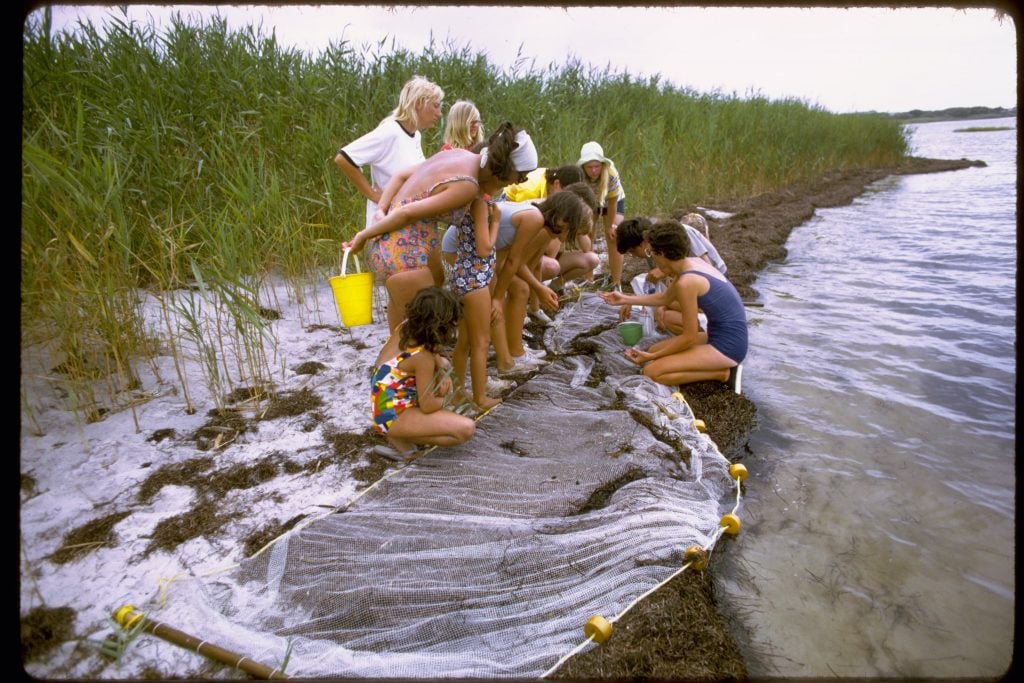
xmin=113 ymin=604 xmax=289 ymax=680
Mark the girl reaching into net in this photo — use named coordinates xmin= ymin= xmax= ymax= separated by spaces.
xmin=598 ymin=219 xmax=746 ymax=390
xmin=370 ymin=287 xmax=475 ymax=460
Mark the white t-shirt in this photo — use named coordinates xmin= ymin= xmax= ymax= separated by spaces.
xmin=683 ymin=224 xmax=727 ymax=274
xmin=340 ymin=117 xmax=424 ymax=228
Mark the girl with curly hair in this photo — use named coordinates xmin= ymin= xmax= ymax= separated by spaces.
xmin=370 ymin=287 xmax=475 ymax=459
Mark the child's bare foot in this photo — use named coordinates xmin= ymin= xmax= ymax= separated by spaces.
xmin=450 ymin=386 xmax=472 ymax=407
xmin=387 ymin=437 xmax=417 ymax=453
xmin=473 ymin=395 xmax=502 ymax=411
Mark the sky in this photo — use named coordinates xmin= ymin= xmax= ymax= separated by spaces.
xmin=30 ymin=3 xmax=1019 ymax=114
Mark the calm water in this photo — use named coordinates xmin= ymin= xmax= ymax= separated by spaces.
xmin=715 ymin=118 xmax=1016 ymax=678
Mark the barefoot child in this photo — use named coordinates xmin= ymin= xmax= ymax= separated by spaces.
xmin=371 ymin=287 xmax=476 ymax=458
xmin=449 ymin=197 xmax=502 ymax=410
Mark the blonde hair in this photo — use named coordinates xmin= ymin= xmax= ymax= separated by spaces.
xmin=681 ymin=212 xmax=709 ymax=238
xmin=391 ymin=75 xmax=444 ymax=129
xmin=443 ymin=100 xmax=484 ymax=150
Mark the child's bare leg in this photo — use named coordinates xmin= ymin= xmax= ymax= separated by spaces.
xmin=465 ymin=287 xmax=500 ymax=409
xmin=427 ymin=247 xmax=445 ymax=286
xmin=659 ymin=308 xmax=685 ymax=335
xmin=491 ymin=310 xmax=514 ymax=372
xmin=389 ymin=407 xmax=476 ymax=449
xmin=558 ymin=251 xmax=600 ymax=283
xmin=505 ymin=276 xmax=529 ymax=357
xmin=641 ymin=344 xmax=732 ymax=387
xmin=385 ymin=268 xmax=434 ymax=332
xmin=606 ymin=211 xmax=626 ymax=287
xmin=490 ymin=250 xmax=515 ymax=371
xmin=452 ymin=317 xmax=470 ymax=398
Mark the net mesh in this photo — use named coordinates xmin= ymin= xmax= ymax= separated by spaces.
xmin=148 ymin=292 xmax=739 ymax=678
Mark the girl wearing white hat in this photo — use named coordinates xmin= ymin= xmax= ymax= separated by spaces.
xmin=578 ymin=140 xmax=627 ymax=290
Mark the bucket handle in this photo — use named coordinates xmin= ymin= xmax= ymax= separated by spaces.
xmin=341 ymin=248 xmax=362 ymax=276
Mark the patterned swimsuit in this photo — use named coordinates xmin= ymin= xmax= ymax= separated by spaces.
xmin=370 ymin=345 xmax=424 ymax=434
xmin=366 ymin=175 xmax=478 ymax=279
xmin=448 ymin=210 xmax=496 ymax=297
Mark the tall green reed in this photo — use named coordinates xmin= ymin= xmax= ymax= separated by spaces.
xmin=21 ymin=7 xmax=909 ymax=424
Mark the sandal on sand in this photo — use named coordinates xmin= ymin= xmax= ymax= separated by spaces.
xmin=371 ymin=444 xmax=419 ymax=461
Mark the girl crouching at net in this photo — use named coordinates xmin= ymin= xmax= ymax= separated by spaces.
xmin=371 ymin=287 xmax=475 ymax=459
xmin=598 ymin=219 xmax=747 ymax=389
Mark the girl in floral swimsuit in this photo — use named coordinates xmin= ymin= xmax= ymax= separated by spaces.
xmin=448 ymin=197 xmax=501 ymax=410
xmin=370 ymin=287 xmax=475 ymax=456
xmin=343 ymin=121 xmax=539 ymax=332
xmin=365 ymin=175 xmax=477 ymax=279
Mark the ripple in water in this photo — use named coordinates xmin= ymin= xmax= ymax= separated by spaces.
xmin=716 ymin=118 xmax=1016 ymax=678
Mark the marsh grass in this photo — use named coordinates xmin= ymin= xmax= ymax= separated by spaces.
xmin=21 ymin=8 xmax=909 ymax=423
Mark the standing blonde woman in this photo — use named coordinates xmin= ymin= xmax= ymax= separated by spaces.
xmin=578 ymin=140 xmax=627 ymax=290
xmin=335 ymin=75 xmax=445 ymax=229
xmin=440 ymin=100 xmax=485 ymax=151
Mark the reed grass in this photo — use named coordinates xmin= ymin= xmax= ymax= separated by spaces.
xmin=21 ymin=8 xmax=909 ymax=422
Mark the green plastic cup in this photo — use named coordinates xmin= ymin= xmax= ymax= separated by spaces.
xmin=617 ymin=321 xmax=643 ymax=346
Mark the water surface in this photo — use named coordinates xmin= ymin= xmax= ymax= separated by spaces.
xmin=715 ymin=117 xmax=1016 ymax=678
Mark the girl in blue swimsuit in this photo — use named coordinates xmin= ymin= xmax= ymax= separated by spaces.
xmin=598 ymin=219 xmax=747 ymax=388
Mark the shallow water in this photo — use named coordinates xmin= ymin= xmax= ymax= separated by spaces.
xmin=715 ymin=117 xmax=1016 ymax=678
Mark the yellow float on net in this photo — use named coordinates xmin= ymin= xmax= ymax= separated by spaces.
xmin=584 ymin=614 xmax=613 ymax=643
xmin=729 ymin=463 xmax=748 ymax=481
xmin=719 ymin=512 xmax=742 ymax=535
xmin=684 ymin=544 xmax=709 ymax=570
xmin=693 ymin=419 xmax=707 ymax=433
xmin=113 ymin=604 xmax=144 ymax=629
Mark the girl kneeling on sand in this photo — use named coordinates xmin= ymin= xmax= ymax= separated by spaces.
xmin=599 ymin=220 xmax=747 ymax=389
xmin=371 ymin=287 xmax=475 ymax=459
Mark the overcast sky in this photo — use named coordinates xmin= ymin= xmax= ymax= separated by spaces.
xmin=35 ymin=3 xmax=1017 ymax=114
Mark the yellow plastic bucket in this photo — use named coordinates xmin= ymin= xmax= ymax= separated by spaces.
xmin=330 ymin=249 xmax=373 ymax=327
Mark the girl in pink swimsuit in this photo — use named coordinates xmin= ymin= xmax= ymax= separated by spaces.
xmin=365 ymin=175 xmax=478 ymax=278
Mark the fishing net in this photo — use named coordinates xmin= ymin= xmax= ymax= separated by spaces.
xmin=146 ymin=292 xmax=741 ymax=678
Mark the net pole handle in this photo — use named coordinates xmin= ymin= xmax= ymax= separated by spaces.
xmin=148 ymin=618 xmax=290 ymax=680
xmin=113 ymin=608 xmax=289 ymax=680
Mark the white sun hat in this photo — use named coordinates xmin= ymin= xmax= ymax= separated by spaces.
xmin=577 ymin=141 xmax=609 ymax=166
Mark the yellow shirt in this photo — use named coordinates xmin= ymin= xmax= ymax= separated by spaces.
xmin=501 ymin=167 xmax=547 ymax=202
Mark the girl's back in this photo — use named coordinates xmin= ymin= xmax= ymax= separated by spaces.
xmin=396 ymin=149 xmax=477 ymax=202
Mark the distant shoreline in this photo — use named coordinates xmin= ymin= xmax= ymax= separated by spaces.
xmin=874 ymin=106 xmax=1016 ymax=125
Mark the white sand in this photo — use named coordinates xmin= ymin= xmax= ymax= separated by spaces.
xmin=20 ymin=275 xmax=395 ymax=678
